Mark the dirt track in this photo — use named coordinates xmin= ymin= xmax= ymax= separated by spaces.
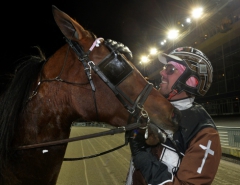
xmin=56 ymin=127 xmax=240 ymax=185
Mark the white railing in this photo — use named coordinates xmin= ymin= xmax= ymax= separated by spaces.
xmin=217 ymin=126 xmax=240 ymax=148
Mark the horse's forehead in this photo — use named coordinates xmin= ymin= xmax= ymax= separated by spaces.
xmin=90 ymin=42 xmax=111 ymax=60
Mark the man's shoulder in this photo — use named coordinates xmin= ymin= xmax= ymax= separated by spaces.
xmin=179 ymin=103 xmax=216 ymax=145
xmin=181 ymin=102 xmax=215 ymax=125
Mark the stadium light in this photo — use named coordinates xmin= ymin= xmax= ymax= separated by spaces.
xmin=186 ymin=17 xmax=191 ymax=23
xmin=191 ymin=7 xmax=203 ymax=19
xmin=167 ymin=29 xmax=179 ymax=40
xmin=149 ymin=48 xmax=158 ymax=55
xmin=140 ymin=56 xmax=149 ymax=63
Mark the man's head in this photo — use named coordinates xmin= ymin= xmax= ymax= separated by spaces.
xmin=158 ymin=47 xmax=213 ymax=100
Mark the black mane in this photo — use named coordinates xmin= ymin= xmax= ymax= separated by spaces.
xmin=0 ymin=46 xmax=46 ymax=163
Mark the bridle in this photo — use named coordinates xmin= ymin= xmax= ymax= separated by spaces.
xmin=17 ymin=36 xmax=155 ymax=160
xmin=67 ymin=37 xmax=154 ymax=124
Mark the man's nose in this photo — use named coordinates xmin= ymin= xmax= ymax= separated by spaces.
xmin=159 ymin=69 xmax=165 ymax=76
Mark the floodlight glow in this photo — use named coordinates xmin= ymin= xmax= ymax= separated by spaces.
xmin=167 ymin=29 xmax=179 ymax=40
xmin=150 ymin=48 xmax=157 ymax=55
xmin=161 ymin=42 xmax=164 ymax=45
xmin=186 ymin=18 xmax=191 ymax=23
xmin=141 ymin=56 xmax=149 ymax=63
xmin=192 ymin=7 xmax=203 ymax=19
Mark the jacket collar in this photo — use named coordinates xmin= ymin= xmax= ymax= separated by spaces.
xmin=170 ymin=97 xmax=194 ymax=110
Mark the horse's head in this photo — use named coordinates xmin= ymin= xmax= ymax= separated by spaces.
xmin=51 ymin=5 xmax=180 ymax=137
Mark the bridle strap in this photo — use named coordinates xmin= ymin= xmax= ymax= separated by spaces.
xmin=126 ymin=82 xmax=152 ymax=125
xmin=65 ymin=37 xmax=104 ymax=92
xmin=65 ymin=37 xmax=101 ymax=120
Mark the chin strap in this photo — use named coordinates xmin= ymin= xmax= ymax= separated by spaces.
xmin=167 ymin=89 xmax=178 ymax=100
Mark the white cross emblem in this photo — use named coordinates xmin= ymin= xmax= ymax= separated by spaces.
xmin=197 ymin=140 xmax=214 ymax=174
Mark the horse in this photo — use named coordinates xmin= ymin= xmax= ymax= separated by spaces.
xmin=0 ymin=5 xmax=180 ymax=185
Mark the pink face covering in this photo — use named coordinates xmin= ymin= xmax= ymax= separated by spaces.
xmin=168 ymin=61 xmax=198 ymax=87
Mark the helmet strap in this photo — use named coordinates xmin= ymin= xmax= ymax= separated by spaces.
xmin=167 ymin=89 xmax=178 ymax=100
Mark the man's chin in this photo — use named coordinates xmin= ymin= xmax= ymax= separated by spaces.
xmin=159 ymin=89 xmax=169 ymax=98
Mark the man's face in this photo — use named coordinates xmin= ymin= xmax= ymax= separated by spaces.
xmin=159 ymin=63 xmax=182 ymax=97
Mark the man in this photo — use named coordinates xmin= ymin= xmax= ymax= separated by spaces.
xmin=125 ymin=47 xmax=222 ymax=185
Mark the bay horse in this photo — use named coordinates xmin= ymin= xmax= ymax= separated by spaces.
xmin=0 ymin=5 xmax=180 ymax=185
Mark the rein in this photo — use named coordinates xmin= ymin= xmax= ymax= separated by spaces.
xmin=18 ymin=37 xmax=154 ymax=160
xmin=18 ymin=122 xmax=146 ymax=160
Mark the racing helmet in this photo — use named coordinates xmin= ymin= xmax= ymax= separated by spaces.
xmin=158 ymin=46 xmax=213 ymax=96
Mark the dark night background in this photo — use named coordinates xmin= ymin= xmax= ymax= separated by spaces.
xmin=0 ymin=0 xmax=220 ymax=92
xmin=0 ymin=0 xmax=192 ymax=68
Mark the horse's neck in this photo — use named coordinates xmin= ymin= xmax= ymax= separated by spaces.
xmin=18 ymin=95 xmax=75 ymax=143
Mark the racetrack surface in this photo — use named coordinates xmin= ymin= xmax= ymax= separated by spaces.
xmin=57 ymin=127 xmax=240 ymax=185
xmin=57 ymin=127 xmax=130 ymax=185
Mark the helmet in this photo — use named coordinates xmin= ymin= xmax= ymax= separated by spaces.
xmin=158 ymin=46 xmax=213 ymax=96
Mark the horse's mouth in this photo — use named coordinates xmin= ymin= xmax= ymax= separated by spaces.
xmin=151 ymin=106 xmax=181 ymax=134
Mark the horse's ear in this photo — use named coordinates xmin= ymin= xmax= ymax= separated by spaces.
xmin=52 ymin=5 xmax=87 ymax=41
